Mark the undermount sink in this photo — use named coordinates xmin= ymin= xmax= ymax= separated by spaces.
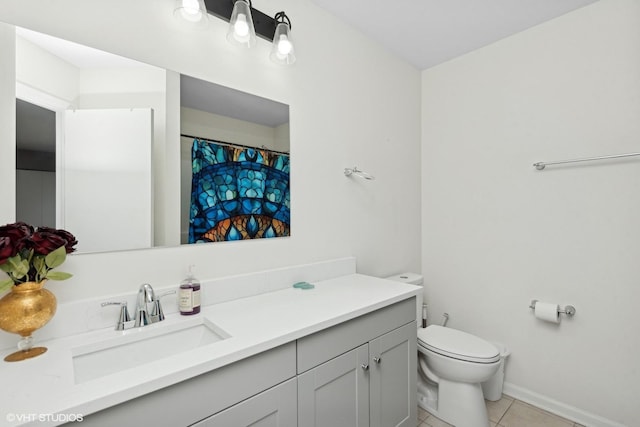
xmin=71 ymin=317 xmax=230 ymax=384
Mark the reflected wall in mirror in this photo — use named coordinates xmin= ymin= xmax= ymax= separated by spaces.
xmin=15 ymin=26 xmax=162 ymax=253
xmin=7 ymin=24 xmax=291 ymax=254
xmin=179 ymin=75 xmax=290 ymax=244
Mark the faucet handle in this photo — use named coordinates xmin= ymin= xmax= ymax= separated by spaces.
xmin=150 ymin=290 xmax=177 ymax=323
xmin=101 ymin=301 xmax=131 ymax=331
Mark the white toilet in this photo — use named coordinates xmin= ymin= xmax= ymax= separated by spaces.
xmin=387 ymin=273 xmax=500 ymax=427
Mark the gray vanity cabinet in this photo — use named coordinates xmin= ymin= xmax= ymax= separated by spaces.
xmin=297 ymin=298 xmax=417 ymax=427
xmin=298 ymin=344 xmax=370 ymax=427
xmin=193 ymin=378 xmax=297 ymax=427
xmin=77 ymin=342 xmax=297 ymax=427
xmin=76 ymin=297 xmax=416 ymax=427
xmin=369 ymin=323 xmax=416 ymax=427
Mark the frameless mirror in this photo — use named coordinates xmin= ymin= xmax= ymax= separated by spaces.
xmin=8 ymin=25 xmax=290 ymax=254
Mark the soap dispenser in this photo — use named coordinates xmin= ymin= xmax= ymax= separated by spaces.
xmin=179 ymin=265 xmax=201 ymax=315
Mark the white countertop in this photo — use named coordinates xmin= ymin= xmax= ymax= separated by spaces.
xmin=0 ymin=274 xmax=419 ymax=427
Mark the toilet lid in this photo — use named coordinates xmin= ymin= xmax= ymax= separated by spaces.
xmin=417 ymin=325 xmax=500 ymax=364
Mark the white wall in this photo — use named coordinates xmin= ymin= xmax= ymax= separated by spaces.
xmin=180 ymin=106 xmax=282 ymax=149
xmin=0 ymin=24 xmax=16 ymax=223
xmin=0 ymin=0 xmax=421 ymax=301
xmin=422 ymin=1 xmax=639 ymax=425
xmin=17 ymin=36 xmax=79 ymax=102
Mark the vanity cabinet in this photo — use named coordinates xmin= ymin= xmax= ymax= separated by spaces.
xmin=298 ymin=344 xmax=370 ymax=427
xmin=78 ymin=342 xmax=297 ymax=427
xmin=193 ymin=378 xmax=297 ymax=427
xmin=369 ymin=323 xmax=416 ymax=427
xmin=77 ymin=297 xmax=416 ymax=427
xmin=297 ymin=298 xmax=417 ymax=427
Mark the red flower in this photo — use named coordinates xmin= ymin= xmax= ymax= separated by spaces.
xmin=30 ymin=231 xmax=68 ymax=256
xmin=37 ymin=227 xmax=78 ymax=254
xmin=0 ymin=222 xmax=78 ymax=288
xmin=0 ymin=222 xmax=33 ymax=241
xmin=0 ymin=236 xmax=17 ymax=265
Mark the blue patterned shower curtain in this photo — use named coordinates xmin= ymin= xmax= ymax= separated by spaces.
xmin=189 ymin=139 xmax=290 ymax=242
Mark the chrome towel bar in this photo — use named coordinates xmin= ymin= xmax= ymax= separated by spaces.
xmin=533 ymin=152 xmax=640 ymax=170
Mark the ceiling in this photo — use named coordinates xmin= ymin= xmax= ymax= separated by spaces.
xmin=310 ymin=0 xmax=600 ymax=70
xmin=181 ymin=75 xmax=289 ymax=128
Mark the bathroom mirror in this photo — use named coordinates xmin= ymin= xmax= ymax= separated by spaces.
xmin=7 ymin=25 xmax=290 ymax=253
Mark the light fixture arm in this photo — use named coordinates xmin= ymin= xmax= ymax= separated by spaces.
xmin=274 ymin=11 xmax=292 ymax=30
xmin=204 ymin=0 xmax=280 ymax=42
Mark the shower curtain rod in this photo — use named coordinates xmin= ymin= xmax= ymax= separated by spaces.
xmin=181 ymin=133 xmax=290 ymax=156
xmin=533 ymin=152 xmax=640 ymax=170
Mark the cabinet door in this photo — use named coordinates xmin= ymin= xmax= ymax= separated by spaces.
xmin=369 ymin=322 xmax=417 ymax=427
xmin=298 ymin=344 xmax=369 ymax=427
xmin=194 ymin=378 xmax=297 ymax=427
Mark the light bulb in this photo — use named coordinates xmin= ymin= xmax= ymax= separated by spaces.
xmin=175 ymin=0 xmax=206 ymax=24
xmin=277 ymin=35 xmax=292 ymax=56
xmin=234 ymin=14 xmax=250 ymax=37
xmin=270 ymin=20 xmax=296 ymax=65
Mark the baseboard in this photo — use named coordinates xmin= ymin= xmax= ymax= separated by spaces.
xmin=502 ymin=382 xmax=627 ymax=427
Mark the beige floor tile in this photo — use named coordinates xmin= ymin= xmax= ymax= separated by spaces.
xmin=418 ymin=423 xmax=431 ymax=427
xmin=423 ymin=414 xmax=454 ymax=427
xmin=418 ymin=406 xmax=429 ymax=422
xmin=486 ymin=395 xmax=514 ymax=423
xmin=500 ymin=401 xmax=574 ymax=427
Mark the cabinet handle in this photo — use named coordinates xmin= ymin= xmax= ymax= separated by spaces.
xmin=361 ymin=364 xmax=369 ymax=371
xmin=373 ymin=356 xmax=382 ymax=364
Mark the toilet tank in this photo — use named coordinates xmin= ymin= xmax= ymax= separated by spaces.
xmin=385 ymin=273 xmax=424 ymax=327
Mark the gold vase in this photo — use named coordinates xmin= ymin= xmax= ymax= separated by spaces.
xmin=0 ymin=281 xmax=57 ymax=362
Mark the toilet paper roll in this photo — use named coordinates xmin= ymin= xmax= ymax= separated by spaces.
xmin=534 ymin=301 xmax=560 ymax=323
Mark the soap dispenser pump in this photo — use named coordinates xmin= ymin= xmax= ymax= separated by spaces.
xmin=179 ymin=265 xmax=201 ymax=315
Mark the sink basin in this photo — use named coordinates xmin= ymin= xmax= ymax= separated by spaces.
xmin=72 ymin=317 xmax=230 ymax=384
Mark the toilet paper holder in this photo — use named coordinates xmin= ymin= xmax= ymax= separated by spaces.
xmin=529 ymin=300 xmax=576 ymax=316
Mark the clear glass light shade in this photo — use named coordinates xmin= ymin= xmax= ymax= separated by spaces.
xmin=173 ymin=0 xmax=209 ymax=27
xmin=270 ymin=22 xmax=296 ymax=65
xmin=226 ymin=1 xmax=257 ymax=48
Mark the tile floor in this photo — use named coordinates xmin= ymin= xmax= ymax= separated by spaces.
xmin=417 ymin=394 xmax=586 ymax=427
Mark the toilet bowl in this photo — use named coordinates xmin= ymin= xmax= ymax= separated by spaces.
xmin=418 ymin=325 xmax=500 ymax=427
xmin=385 ymin=273 xmax=500 ymax=427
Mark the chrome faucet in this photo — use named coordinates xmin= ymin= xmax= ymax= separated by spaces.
xmin=103 ymin=284 xmax=175 ymax=330
xmin=134 ymin=283 xmax=155 ymax=327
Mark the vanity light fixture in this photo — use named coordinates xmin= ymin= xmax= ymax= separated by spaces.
xmin=270 ymin=12 xmax=296 ymax=65
xmin=175 ymin=0 xmax=296 ymax=65
xmin=173 ymin=0 xmax=209 ymax=28
xmin=226 ymin=0 xmax=256 ymax=48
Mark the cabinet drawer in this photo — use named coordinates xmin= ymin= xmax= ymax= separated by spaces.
xmin=194 ymin=378 xmax=297 ymax=427
xmin=297 ymin=297 xmax=415 ymax=373
xmin=80 ymin=342 xmax=296 ymax=427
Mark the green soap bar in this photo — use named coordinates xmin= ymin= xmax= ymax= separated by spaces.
xmin=293 ymin=282 xmax=315 ymax=289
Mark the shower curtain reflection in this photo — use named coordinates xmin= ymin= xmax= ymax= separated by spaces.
xmin=188 ymin=138 xmax=290 ymax=243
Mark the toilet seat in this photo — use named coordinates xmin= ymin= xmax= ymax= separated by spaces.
xmin=418 ymin=325 xmax=500 ymax=364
